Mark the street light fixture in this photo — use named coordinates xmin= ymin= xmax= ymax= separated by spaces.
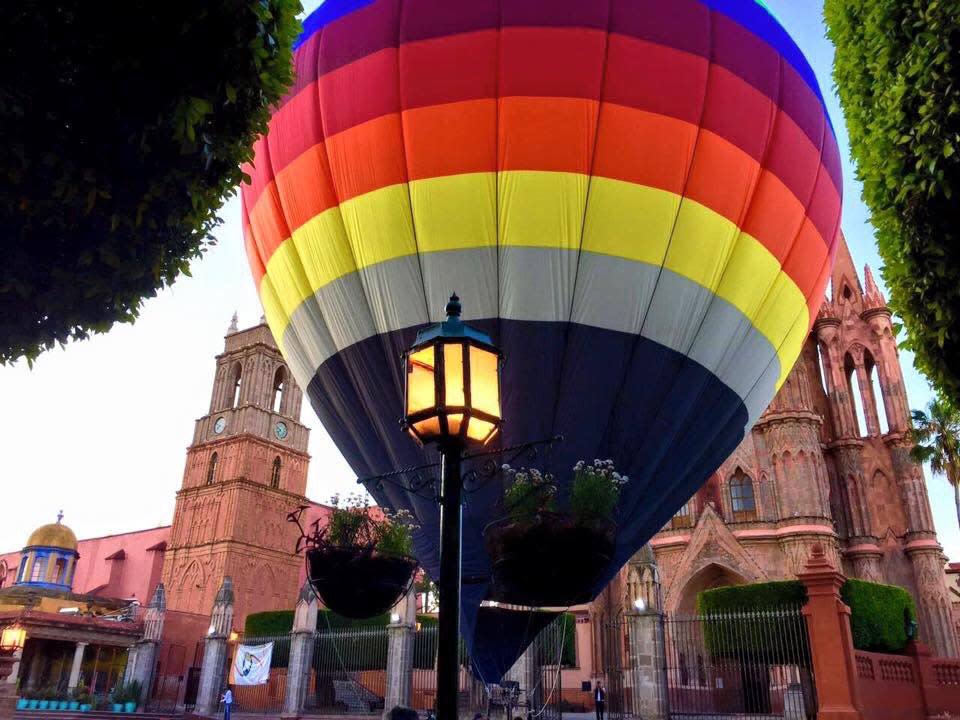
xmin=402 ymin=293 xmax=502 ymax=720
xmin=403 ymin=293 xmax=501 ymax=447
xmin=0 ymin=626 xmax=25 ymax=653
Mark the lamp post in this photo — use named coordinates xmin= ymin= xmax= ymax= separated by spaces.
xmin=403 ymin=294 xmax=502 ymax=719
xmin=0 ymin=624 xmax=26 ymax=720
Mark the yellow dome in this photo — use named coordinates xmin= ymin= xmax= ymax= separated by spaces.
xmin=26 ymin=522 xmax=77 ymax=552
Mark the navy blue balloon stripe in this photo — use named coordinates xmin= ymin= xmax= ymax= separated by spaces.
xmin=306 ymin=318 xmax=748 ymax=681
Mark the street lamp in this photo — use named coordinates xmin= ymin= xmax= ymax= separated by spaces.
xmin=0 ymin=626 xmax=25 ymax=654
xmin=403 ymin=293 xmax=501 ymax=719
xmin=0 ymin=624 xmax=26 ymax=716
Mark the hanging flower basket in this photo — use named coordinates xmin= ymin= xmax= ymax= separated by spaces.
xmin=484 ymin=512 xmax=615 ymax=607
xmin=306 ymin=544 xmax=417 ymax=619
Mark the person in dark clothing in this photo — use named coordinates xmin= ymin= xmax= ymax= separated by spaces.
xmin=594 ymin=682 xmax=606 ymax=720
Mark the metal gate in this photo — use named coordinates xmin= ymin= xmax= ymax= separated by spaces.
xmin=663 ymin=607 xmax=815 ymax=719
xmin=598 ymin=607 xmax=816 ymax=719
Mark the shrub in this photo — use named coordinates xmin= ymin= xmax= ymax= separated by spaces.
xmin=698 ymin=577 xmax=918 ymax=656
xmin=244 ymin=610 xmax=294 ymax=636
xmin=697 ymin=581 xmax=810 ymax=665
xmin=325 ymin=494 xmax=416 ymax=557
xmin=824 ymin=0 xmax=960 ymax=401
xmin=502 ymin=467 xmax=557 ymax=520
xmin=1 ymin=0 xmax=301 ymax=364
xmin=569 ymin=459 xmax=628 ymax=527
xmin=841 ymin=578 xmax=917 ymax=653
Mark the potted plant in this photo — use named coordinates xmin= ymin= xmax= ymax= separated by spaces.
xmin=37 ymin=686 xmax=52 ymax=710
xmin=484 ymin=459 xmax=626 ymax=606
xmin=76 ymin=687 xmax=92 ymax=712
xmin=26 ymin=689 xmax=39 ymax=710
xmin=295 ymin=495 xmax=418 ymax=619
xmin=68 ymin=686 xmax=83 ymax=711
xmin=111 ymin=683 xmax=125 ymax=713
xmin=16 ymin=690 xmax=29 ymax=711
xmin=57 ymin=692 xmax=69 ymax=710
xmin=124 ymin=680 xmax=141 ymax=713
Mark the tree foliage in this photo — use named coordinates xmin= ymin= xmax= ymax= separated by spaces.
xmin=1 ymin=1 xmax=301 ymax=363
xmin=824 ymin=0 xmax=960 ymax=401
xmin=911 ymin=396 xmax=960 ymax=529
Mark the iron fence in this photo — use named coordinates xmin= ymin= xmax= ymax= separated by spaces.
xmin=663 ymin=607 xmax=815 ymax=719
xmin=597 ymin=607 xmax=816 ymax=719
xmin=227 ymin=634 xmax=292 ymax=715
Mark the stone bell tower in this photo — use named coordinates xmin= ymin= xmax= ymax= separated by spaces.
xmin=161 ymin=316 xmax=311 ymax=624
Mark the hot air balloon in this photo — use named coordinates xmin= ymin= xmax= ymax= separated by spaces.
xmin=241 ymin=0 xmax=842 ymax=683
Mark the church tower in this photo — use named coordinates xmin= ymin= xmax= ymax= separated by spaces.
xmin=161 ymin=317 xmax=311 ymax=623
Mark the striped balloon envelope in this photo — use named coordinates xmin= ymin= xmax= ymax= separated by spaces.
xmin=242 ymin=0 xmax=841 ymax=678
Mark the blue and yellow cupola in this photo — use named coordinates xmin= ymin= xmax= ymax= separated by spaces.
xmin=15 ymin=512 xmax=79 ymax=592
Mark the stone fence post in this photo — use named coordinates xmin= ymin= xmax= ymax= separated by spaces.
xmin=626 ymin=609 xmax=667 ymax=720
xmin=125 ymin=583 xmax=166 ymax=702
xmin=196 ymin=577 xmax=235 ymax=717
xmin=383 ymin=587 xmax=417 ymax=717
xmin=283 ymin=582 xmax=319 ymax=718
xmin=797 ymin=545 xmax=862 ymax=720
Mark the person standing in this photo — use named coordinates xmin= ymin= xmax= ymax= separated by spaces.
xmin=221 ymin=686 xmax=233 ymax=720
xmin=594 ymin=681 xmax=606 ymax=720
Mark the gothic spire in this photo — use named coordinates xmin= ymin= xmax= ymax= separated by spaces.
xmin=228 ymin=312 xmax=239 ymax=334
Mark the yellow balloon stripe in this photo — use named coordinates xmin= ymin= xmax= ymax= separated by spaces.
xmin=257 ymin=171 xmax=809 ymax=388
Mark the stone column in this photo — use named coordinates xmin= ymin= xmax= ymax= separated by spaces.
xmin=4 ymin=650 xmax=22 ymax=686
xmin=625 ymin=611 xmax=667 ymax=720
xmin=797 ymin=545 xmax=861 ymax=720
xmin=67 ymin=642 xmax=87 ymax=689
xmin=196 ymin=577 xmax=235 ymax=717
xmin=382 ymin=588 xmax=416 ymax=717
xmin=904 ymin=542 xmax=959 ymax=658
xmin=283 ymin=582 xmax=319 ymax=718
xmin=125 ymin=584 xmax=166 ymax=700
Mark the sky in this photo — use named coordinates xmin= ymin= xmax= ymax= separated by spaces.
xmin=1 ymin=0 xmax=957 ymax=560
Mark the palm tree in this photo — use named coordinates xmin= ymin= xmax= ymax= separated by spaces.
xmin=910 ymin=397 xmax=960 ymax=530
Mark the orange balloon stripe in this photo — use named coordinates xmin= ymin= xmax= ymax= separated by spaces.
xmin=247 ymin=27 xmax=840 ymax=218
xmin=243 ymin=98 xmax=839 ymax=303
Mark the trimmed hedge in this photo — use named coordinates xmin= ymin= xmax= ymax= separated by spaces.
xmin=841 ymin=578 xmax=917 ymax=653
xmin=245 ymin=609 xmax=439 ymax=636
xmin=698 ymin=577 xmax=918 ymax=657
xmin=697 ymin=582 xmax=810 ymax=664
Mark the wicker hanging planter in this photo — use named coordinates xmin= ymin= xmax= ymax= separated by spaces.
xmin=306 ymin=544 xmax=418 ymax=619
xmin=484 ymin=512 xmax=615 ymax=607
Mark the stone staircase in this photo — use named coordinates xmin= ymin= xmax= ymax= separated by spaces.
xmin=331 ymin=679 xmax=382 ymax=712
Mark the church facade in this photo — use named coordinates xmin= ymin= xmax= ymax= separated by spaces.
xmin=600 ymin=238 xmax=959 ymax=658
xmin=1 ymin=237 xmax=958 ymax=693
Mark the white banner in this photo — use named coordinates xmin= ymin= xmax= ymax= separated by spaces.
xmin=230 ymin=642 xmax=273 ymax=686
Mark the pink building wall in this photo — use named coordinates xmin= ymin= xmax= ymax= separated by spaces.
xmin=0 ymin=525 xmax=171 ymax=603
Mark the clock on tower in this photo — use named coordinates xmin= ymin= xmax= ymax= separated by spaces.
xmin=161 ymin=315 xmax=311 ymax=621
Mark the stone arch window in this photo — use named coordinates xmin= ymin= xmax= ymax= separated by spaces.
xmin=864 ymin=351 xmax=890 ymax=434
xmin=729 ymin=468 xmax=757 ymax=521
xmin=271 ymin=456 xmax=281 ymax=489
xmin=272 ymin=367 xmax=285 ymax=414
xmin=844 ymin=352 xmax=867 ymax=436
xmin=206 ymin=452 xmax=218 ymax=485
xmin=230 ymin=362 xmax=243 ymax=408
xmin=842 ymin=283 xmax=854 ymax=302
xmin=671 ymin=499 xmax=695 ymax=529
xmin=816 ymin=342 xmax=830 ymax=394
